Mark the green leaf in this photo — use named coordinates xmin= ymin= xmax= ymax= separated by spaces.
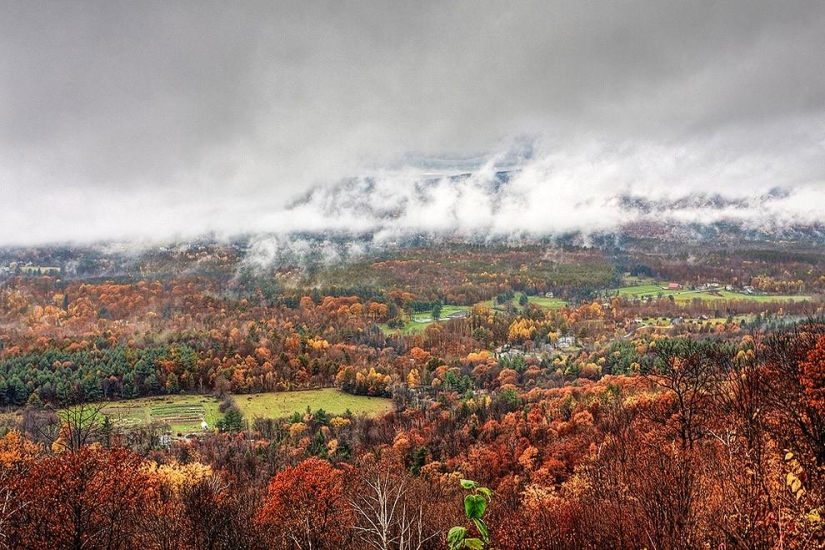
xmin=465 ymin=494 xmax=488 ymax=520
xmin=464 ymin=537 xmax=485 ymax=550
xmin=460 ymin=479 xmax=477 ymax=490
xmin=447 ymin=526 xmax=467 ymax=548
xmin=477 ymin=486 xmax=493 ymax=500
xmin=472 ymin=518 xmax=489 ymax=543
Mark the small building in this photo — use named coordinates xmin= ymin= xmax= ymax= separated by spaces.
xmin=496 ymin=347 xmax=525 ymax=361
xmin=557 ymin=336 xmax=576 ymax=349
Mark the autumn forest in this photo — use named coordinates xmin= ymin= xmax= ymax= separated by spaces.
xmin=0 ymin=236 xmax=824 ymax=549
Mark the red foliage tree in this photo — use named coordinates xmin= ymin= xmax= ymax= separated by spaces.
xmin=9 ymin=446 xmax=157 ymax=550
xmin=256 ymin=458 xmax=352 ymax=550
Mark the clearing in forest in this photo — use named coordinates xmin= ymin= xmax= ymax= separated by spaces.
xmin=99 ymin=388 xmax=391 ymax=434
xmin=234 ymin=388 xmax=392 ymax=419
xmin=611 ymin=283 xmax=811 ymax=304
xmin=379 ymin=305 xmax=470 ymax=335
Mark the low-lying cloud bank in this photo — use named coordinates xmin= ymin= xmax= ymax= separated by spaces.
xmin=280 ymin=136 xmax=825 ymax=243
xmin=3 ymin=131 xmax=824 ymax=247
xmin=2 ymin=2 xmax=824 ymax=246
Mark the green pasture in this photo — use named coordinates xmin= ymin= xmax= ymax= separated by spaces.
xmin=489 ymin=292 xmax=567 ymax=312
xmin=610 ymin=283 xmax=811 ymax=304
xmin=527 ymin=295 xmax=569 ymax=309
xmin=101 ymin=394 xmax=220 ymax=434
xmin=619 ymin=275 xmax=658 ymax=286
xmin=234 ymin=388 xmax=392 ymax=419
xmin=671 ymin=290 xmax=811 ymax=304
xmin=689 ymin=291 xmax=811 ymax=303
xmin=634 ymin=313 xmax=754 ymax=327
xmin=613 ymin=284 xmax=665 ymax=297
xmin=380 ymin=305 xmax=470 ymax=335
xmin=100 ymin=389 xmax=391 ymax=433
xmin=378 ymin=321 xmax=427 ymax=336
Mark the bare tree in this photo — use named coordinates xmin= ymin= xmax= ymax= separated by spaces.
xmin=57 ymin=401 xmax=108 ymax=451
xmin=20 ymin=405 xmax=59 ymax=446
xmin=350 ymin=468 xmax=437 ymax=550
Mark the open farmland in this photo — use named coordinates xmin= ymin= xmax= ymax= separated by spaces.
xmin=611 ymin=283 xmax=812 ymax=304
xmin=101 ymin=394 xmax=221 ymax=434
xmin=233 ymin=388 xmax=393 ymax=419
xmin=488 ymin=292 xmax=567 ymax=312
xmin=672 ymin=290 xmax=812 ymax=303
xmin=379 ymin=305 xmax=469 ymax=335
xmin=100 ymin=389 xmax=392 ymax=433
xmin=527 ymin=295 xmax=568 ymax=309
xmin=613 ymin=283 xmax=665 ymax=297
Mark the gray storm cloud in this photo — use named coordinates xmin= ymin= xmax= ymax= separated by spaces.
xmin=0 ymin=1 xmax=824 ymax=245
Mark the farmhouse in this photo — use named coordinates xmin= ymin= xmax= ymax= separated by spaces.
xmin=557 ymin=336 xmax=576 ymax=349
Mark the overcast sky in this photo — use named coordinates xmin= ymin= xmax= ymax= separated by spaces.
xmin=1 ymin=1 xmax=824 ymax=245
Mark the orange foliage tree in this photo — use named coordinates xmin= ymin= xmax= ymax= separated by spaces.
xmin=256 ymin=457 xmax=352 ymax=550
xmin=9 ymin=446 xmax=157 ymax=550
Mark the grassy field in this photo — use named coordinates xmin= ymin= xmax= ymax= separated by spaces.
xmin=102 ymin=394 xmax=221 ymax=434
xmin=101 ymin=389 xmax=392 ymax=434
xmin=527 ymin=295 xmax=569 ymax=309
xmin=610 ymin=283 xmax=811 ymax=304
xmin=613 ymin=284 xmax=665 ymax=297
xmin=379 ymin=305 xmax=469 ymax=335
xmin=634 ymin=313 xmax=755 ymax=327
xmin=489 ymin=292 xmax=567 ymax=312
xmin=673 ymin=290 xmax=811 ymax=303
xmin=378 ymin=322 xmax=424 ymax=336
xmin=233 ymin=388 xmax=392 ymax=419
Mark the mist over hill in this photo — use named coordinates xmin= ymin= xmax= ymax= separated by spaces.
xmin=2 ymin=2 xmax=824 ymax=246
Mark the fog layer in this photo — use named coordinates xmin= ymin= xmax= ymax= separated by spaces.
xmin=1 ymin=1 xmax=823 ymax=245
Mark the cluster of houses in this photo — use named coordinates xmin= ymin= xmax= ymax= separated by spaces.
xmin=667 ymin=281 xmax=758 ymax=295
xmin=494 ymin=335 xmax=578 ymax=362
xmin=0 ymin=262 xmax=61 ymax=276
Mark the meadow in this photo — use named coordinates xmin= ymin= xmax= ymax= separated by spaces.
xmin=101 ymin=394 xmax=219 ymax=434
xmin=379 ymin=305 xmax=469 ymax=335
xmin=488 ymin=292 xmax=567 ymax=312
xmin=101 ymin=389 xmax=392 ymax=434
xmin=523 ymin=295 xmax=568 ymax=309
xmin=611 ymin=283 xmax=811 ymax=304
xmin=232 ymin=388 xmax=392 ymax=419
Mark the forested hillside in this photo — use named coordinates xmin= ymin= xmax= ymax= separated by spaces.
xmin=0 ymin=242 xmax=823 ymax=549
